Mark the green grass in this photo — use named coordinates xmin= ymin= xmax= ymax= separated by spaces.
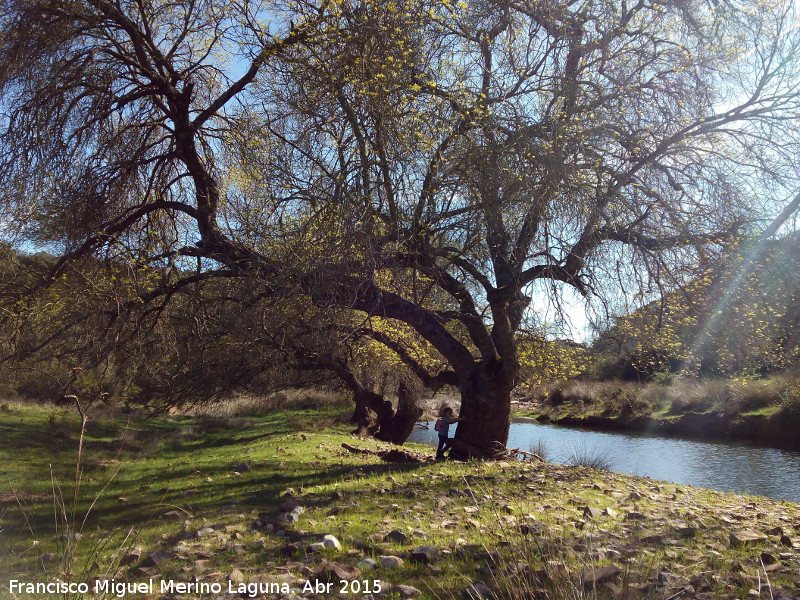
xmin=2 ymin=398 xmax=800 ymax=599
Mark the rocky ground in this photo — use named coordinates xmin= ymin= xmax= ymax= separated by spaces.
xmin=2 ymin=402 xmax=800 ymax=599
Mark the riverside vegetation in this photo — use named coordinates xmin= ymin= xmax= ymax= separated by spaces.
xmin=518 ymin=376 xmax=800 ymax=450
xmin=2 ymin=394 xmax=800 ymax=600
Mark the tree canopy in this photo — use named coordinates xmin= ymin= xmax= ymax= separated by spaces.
xmin=1 ymin=0 xmax=799 ymax=455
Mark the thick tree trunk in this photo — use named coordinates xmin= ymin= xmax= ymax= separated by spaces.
xmin=350 ymin=389 xmax=381 ymax=437
xmin=375 ymin=380 xmax=423 ymax=444
xmin=450 ymin=360 xmax=513 ymax=459
xmin=350 ymin=382 xmax=422 ymax=444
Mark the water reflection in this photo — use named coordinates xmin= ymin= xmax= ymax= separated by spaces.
xmin=407 ymin=418 xmax=800 ymax=502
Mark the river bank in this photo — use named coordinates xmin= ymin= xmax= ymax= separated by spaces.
xmin=513 ymin=378 xmax=800 ymax=451
xmin=526 ymin=408 xmax=800 ymax=451
xmin=3 ymin=398 xmax=800 ymax=599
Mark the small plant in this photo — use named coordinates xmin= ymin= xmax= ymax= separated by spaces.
xmin=562 ymin=443 xmax=613 ymax=471
xmin=528 ymin=439 xmax=550 ymax=463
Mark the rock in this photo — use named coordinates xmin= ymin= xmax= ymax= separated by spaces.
xmin=390 ymin=585 xmax=422 ymax=598
xmin=463 ymin=582 xmax=493 ymax=599
xmin=282 ymin=543 xmax=301 ymax=556
xmin=315 ymin=559 xmax=359 ymax=582
xmin=228 ymin=568 xmax=245 ymax=584
xmin=582 ymin=507 xmax=603 ymax=520
xmin=236 ymin=461 xmax=251 ymax=472
xmin=195 ymin=527 xmax=215 ymax=538
xmin=519 ymin=521 xmax=545 ymax=536
xmin=321 ymin=534 xmax=342 ymax=550
xmin=766 ymin=526 xmax=784 ymax=535
xmin=410 ymin=545 xmax=438 ymax=563
xmin=280 ymin=499 xmax=300 ymax=512
xmin=119 ymin=546 xmax=143 ymax=566
xmin=641 ymin=532 xmax=663 ymax=545
xmin=39 ymin=553 xmax=58 ymax=563
xmin=602 ymin=507 xmax=618 ymax=518
xmin=780 ymin=534 xmax=793 ymax=546
xmin=358 ymin=558 xmax=377 ymax=570
xmin=583 ymin=565 xmax=621 ymax=586
xmin=729 ymin=530 xmax=768 ymax=547
xmin=384 ymin=529 xmax=409 ymax=543
xmin=625 ymin=512 xmax=646 ymax=521
xmin=251 ymin=537 xmax=266 ymax=549
xmin=278 ymin=512 xmax=299 ymax=524
xmin=657 ymin=571 xmax=678 ymax=586
xmin=194 ymin=559 xmax=211 ymax=574
xmin=308 ymin=542 xmax=326 ymax=552
xmin=676 ymin=526 xmax=697 ymax=539
xmin=379 ymin=555 xmax=405 ymax=569
xmin=760 ymin=552 xmax=778 ymax=565
xmin=141 ymin=549 xmax=171 ymax=567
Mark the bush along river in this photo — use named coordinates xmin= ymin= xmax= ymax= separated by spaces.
xmin=408 ymin=418 xmax=800 ymax=502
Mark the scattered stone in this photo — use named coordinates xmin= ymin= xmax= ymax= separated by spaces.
xmin=308 ymin=542 xmax=325 ymax=552
xmin=625 ymin=512 xmax=646 ymax=521
xmin=195 ymin=527 xmax=215 ymax=538
xmin=358 ymin=558 xmax=377 ymax=570
xmin=194 ymin=558 xmax=211 ymax=574
xmin=282 ymin=543 xmax=301 ymax=556
xmin=729 ymin=530 xmax=768 ymax=547
xmin=141 ymin=549 xmax=171 ymax=567
xmin=519 ymin=521 xmax=545 ymax=536
xmin=410 ymin=545 xmax=438 ymax=564
xmin=228 ymin=568 xmax=245 ymax=584
xmin=379 ymin=555 xmax=405 ymax=569
xmin=315 ymin=559 xmax=359 ymax=582
xmin=583 ymin=565 xmax=621 ymax=586
xmin=676 ymin=526 xmax=697 ymax=539
xmin=780 ymin=534 xmax=793 ymax=546
xmin=463 ymin=582 xmax=493 ymax=599
xmin=321 ymin=534 xmax=342 ymax=550
xmin=384 ymin=529 xmax=409 ymax=544
xmin=390 ymin=585 xmax=422 ymax=598
xmin=760 ymin=552 xmax=778 ymax=565
xmin=119 ymin=546 xmax=143 ymax=566
xmin=236 ymin=461 xmax=251 ymax=472
xmin=251 ymin=537 xmax=267 ymax=549
xmin=280 ymin=499 xmax=300 ymax=512
xmin=641 ymin=531 xmax=664 ymax=545
xmin=582 ymin=507 xmax=603 ymax=520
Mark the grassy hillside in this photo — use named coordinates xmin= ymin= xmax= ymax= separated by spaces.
xmin=2 ymin=397 xmax=800 ymax=599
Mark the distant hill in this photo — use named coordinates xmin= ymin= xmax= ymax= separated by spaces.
xmin=589 ymin=233 xmax=800 ymax=380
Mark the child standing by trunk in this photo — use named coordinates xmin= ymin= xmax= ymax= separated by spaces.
xmin=435 ymin=406 xmax=464 ymax=460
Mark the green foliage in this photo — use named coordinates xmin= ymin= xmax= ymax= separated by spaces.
xmin=591 ymin=235 xmax=800 ymax=381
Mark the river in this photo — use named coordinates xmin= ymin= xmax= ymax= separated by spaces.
xmin=407 ymin=418 xmax=800 ymax=502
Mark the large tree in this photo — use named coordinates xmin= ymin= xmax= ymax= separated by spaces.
xmin=1 ymin=0 xmax=799 ymax=455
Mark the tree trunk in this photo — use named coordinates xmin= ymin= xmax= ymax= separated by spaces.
xmin=374 ymin=380 xmax=423 ymax=444
xmin=350 ymin=382 xmax=422 ymax=445
xmin=350 ymin=389 xmax=381 ymax=437
xmin=450 ymin=360 xmax=513 ymax=459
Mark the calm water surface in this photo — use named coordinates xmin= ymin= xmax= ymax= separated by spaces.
xmin=408 ymin=418 xmax=800 ymax=502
